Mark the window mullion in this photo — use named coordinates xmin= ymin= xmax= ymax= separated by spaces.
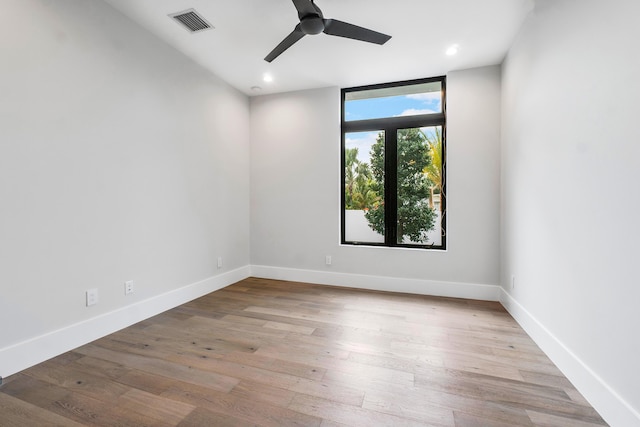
xmin=385 ymin=127 xmax=398 ymax=246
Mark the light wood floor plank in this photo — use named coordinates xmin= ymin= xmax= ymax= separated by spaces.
xmin=0 ymin=392 xmax=85 ymax=427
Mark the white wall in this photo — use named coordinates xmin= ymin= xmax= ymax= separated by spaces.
xmin=2 ymin=2 xmax=634 ymax=423
xmin=250 ymin=66 xmax=502 ymax=298
xmin=0 ymin=0 xmax=250 ymax=376
xmin=500 ymin=0 xmax=640 ymax=425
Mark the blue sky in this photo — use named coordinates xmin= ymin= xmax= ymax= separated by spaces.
xmin=345 ymin=92 xmax=442 ymax=121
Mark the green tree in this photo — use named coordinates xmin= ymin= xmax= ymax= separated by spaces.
xmin=363 ymin=133 xmax=385 ymax=236
xmin=365 ymin=128 xmax=436 ymax=243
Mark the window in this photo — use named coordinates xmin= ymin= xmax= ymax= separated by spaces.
xmin=341 ymin=76 xmax=446 ymax=249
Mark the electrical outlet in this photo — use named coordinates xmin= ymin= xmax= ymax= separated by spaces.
xmin=86 ymin=288 xmax=98 ymax=306
xmin=325 ymin=255 xmax=332 ymax=266
xmin=125 ymin=280 xmax=134 ymax=295
xmin=217 ymin=257 xmax=223 ymax=269
xmin=511 ymin=275 xmax=515 ymax=290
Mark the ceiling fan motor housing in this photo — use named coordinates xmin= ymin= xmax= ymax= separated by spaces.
xmin=300 ymin=15 xmax=324 ymax=35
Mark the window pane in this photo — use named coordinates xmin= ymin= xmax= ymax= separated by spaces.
xmin=344 ymin=81 xmax=442 ymax=122
xmin=344 ymin=131 xmax=385 ymax=243
xmin=396 ymin=127 xmax=443 ymax=245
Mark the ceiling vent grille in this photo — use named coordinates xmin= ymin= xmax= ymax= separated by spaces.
xmin=169 ymin=9 xmax=213 ymax=33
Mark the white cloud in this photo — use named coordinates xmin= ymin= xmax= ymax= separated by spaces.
xmin=406 ymin=92 xmax=441 ymax=102
xmin=396 ymin=108 xmax=437 ymax=117
xmin=345 ymin=131 xmax=381 ymax=163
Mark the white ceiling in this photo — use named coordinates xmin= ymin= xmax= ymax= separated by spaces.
xmin=103 ymin=0 xmax=534 ymax=96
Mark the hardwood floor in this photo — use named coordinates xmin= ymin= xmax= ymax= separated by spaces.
xmin=0 ymin=277 xmax=608 ymax=426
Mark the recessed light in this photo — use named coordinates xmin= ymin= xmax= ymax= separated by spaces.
xmin=446 ymin=44 xmax=459 ymax=56
xmin=251 ymin=86 xmax=263 ymax=92
xmin=263 ymin=73 xmax=273 ymax=83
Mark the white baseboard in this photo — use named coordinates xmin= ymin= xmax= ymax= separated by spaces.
xmin=0 ymin=266 xmax=251 ymax=379
xmin=250 ymin=265 xmax=501 ymax=301
xmin=500 ymin=289 xmax=640 ymax=427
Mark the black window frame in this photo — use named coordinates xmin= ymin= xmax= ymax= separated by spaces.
xmin=341 ymin=76 xmax=447 ymax=250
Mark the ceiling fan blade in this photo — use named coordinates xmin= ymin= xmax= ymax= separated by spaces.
xmin=323 ymin=19 xmax=391 ymax=45
xmin=264 ymin=25 xmax=305 ymax=62
xmin=292 ymin=0 xmax=319 ymax=17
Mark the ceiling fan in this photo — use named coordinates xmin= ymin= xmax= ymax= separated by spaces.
xmin=265 ymin=0 xmax=392 ymax=63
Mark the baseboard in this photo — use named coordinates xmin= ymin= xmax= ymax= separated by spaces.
xmin=250 ymin=265 xmax=501 ymax=301
xmin=500 ymin=289 xmax=640 ymax=427
xmin=0 ymin=266 xmax=251 ymax=379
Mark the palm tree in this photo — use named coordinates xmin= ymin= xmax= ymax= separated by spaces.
xmin=422 ymin=127 xmax=443 ymax=209
xmin=344 ymin=148 xmax=359 ymax=208
xmin=344 ymin=147 xmax=381 ymax=210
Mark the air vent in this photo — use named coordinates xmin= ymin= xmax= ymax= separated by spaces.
xmin=169 ymin=9 xmax=213 ymax=33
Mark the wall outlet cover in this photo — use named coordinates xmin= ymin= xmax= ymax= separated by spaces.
xmin=86 ymin=289 xmax=99 ymax=306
